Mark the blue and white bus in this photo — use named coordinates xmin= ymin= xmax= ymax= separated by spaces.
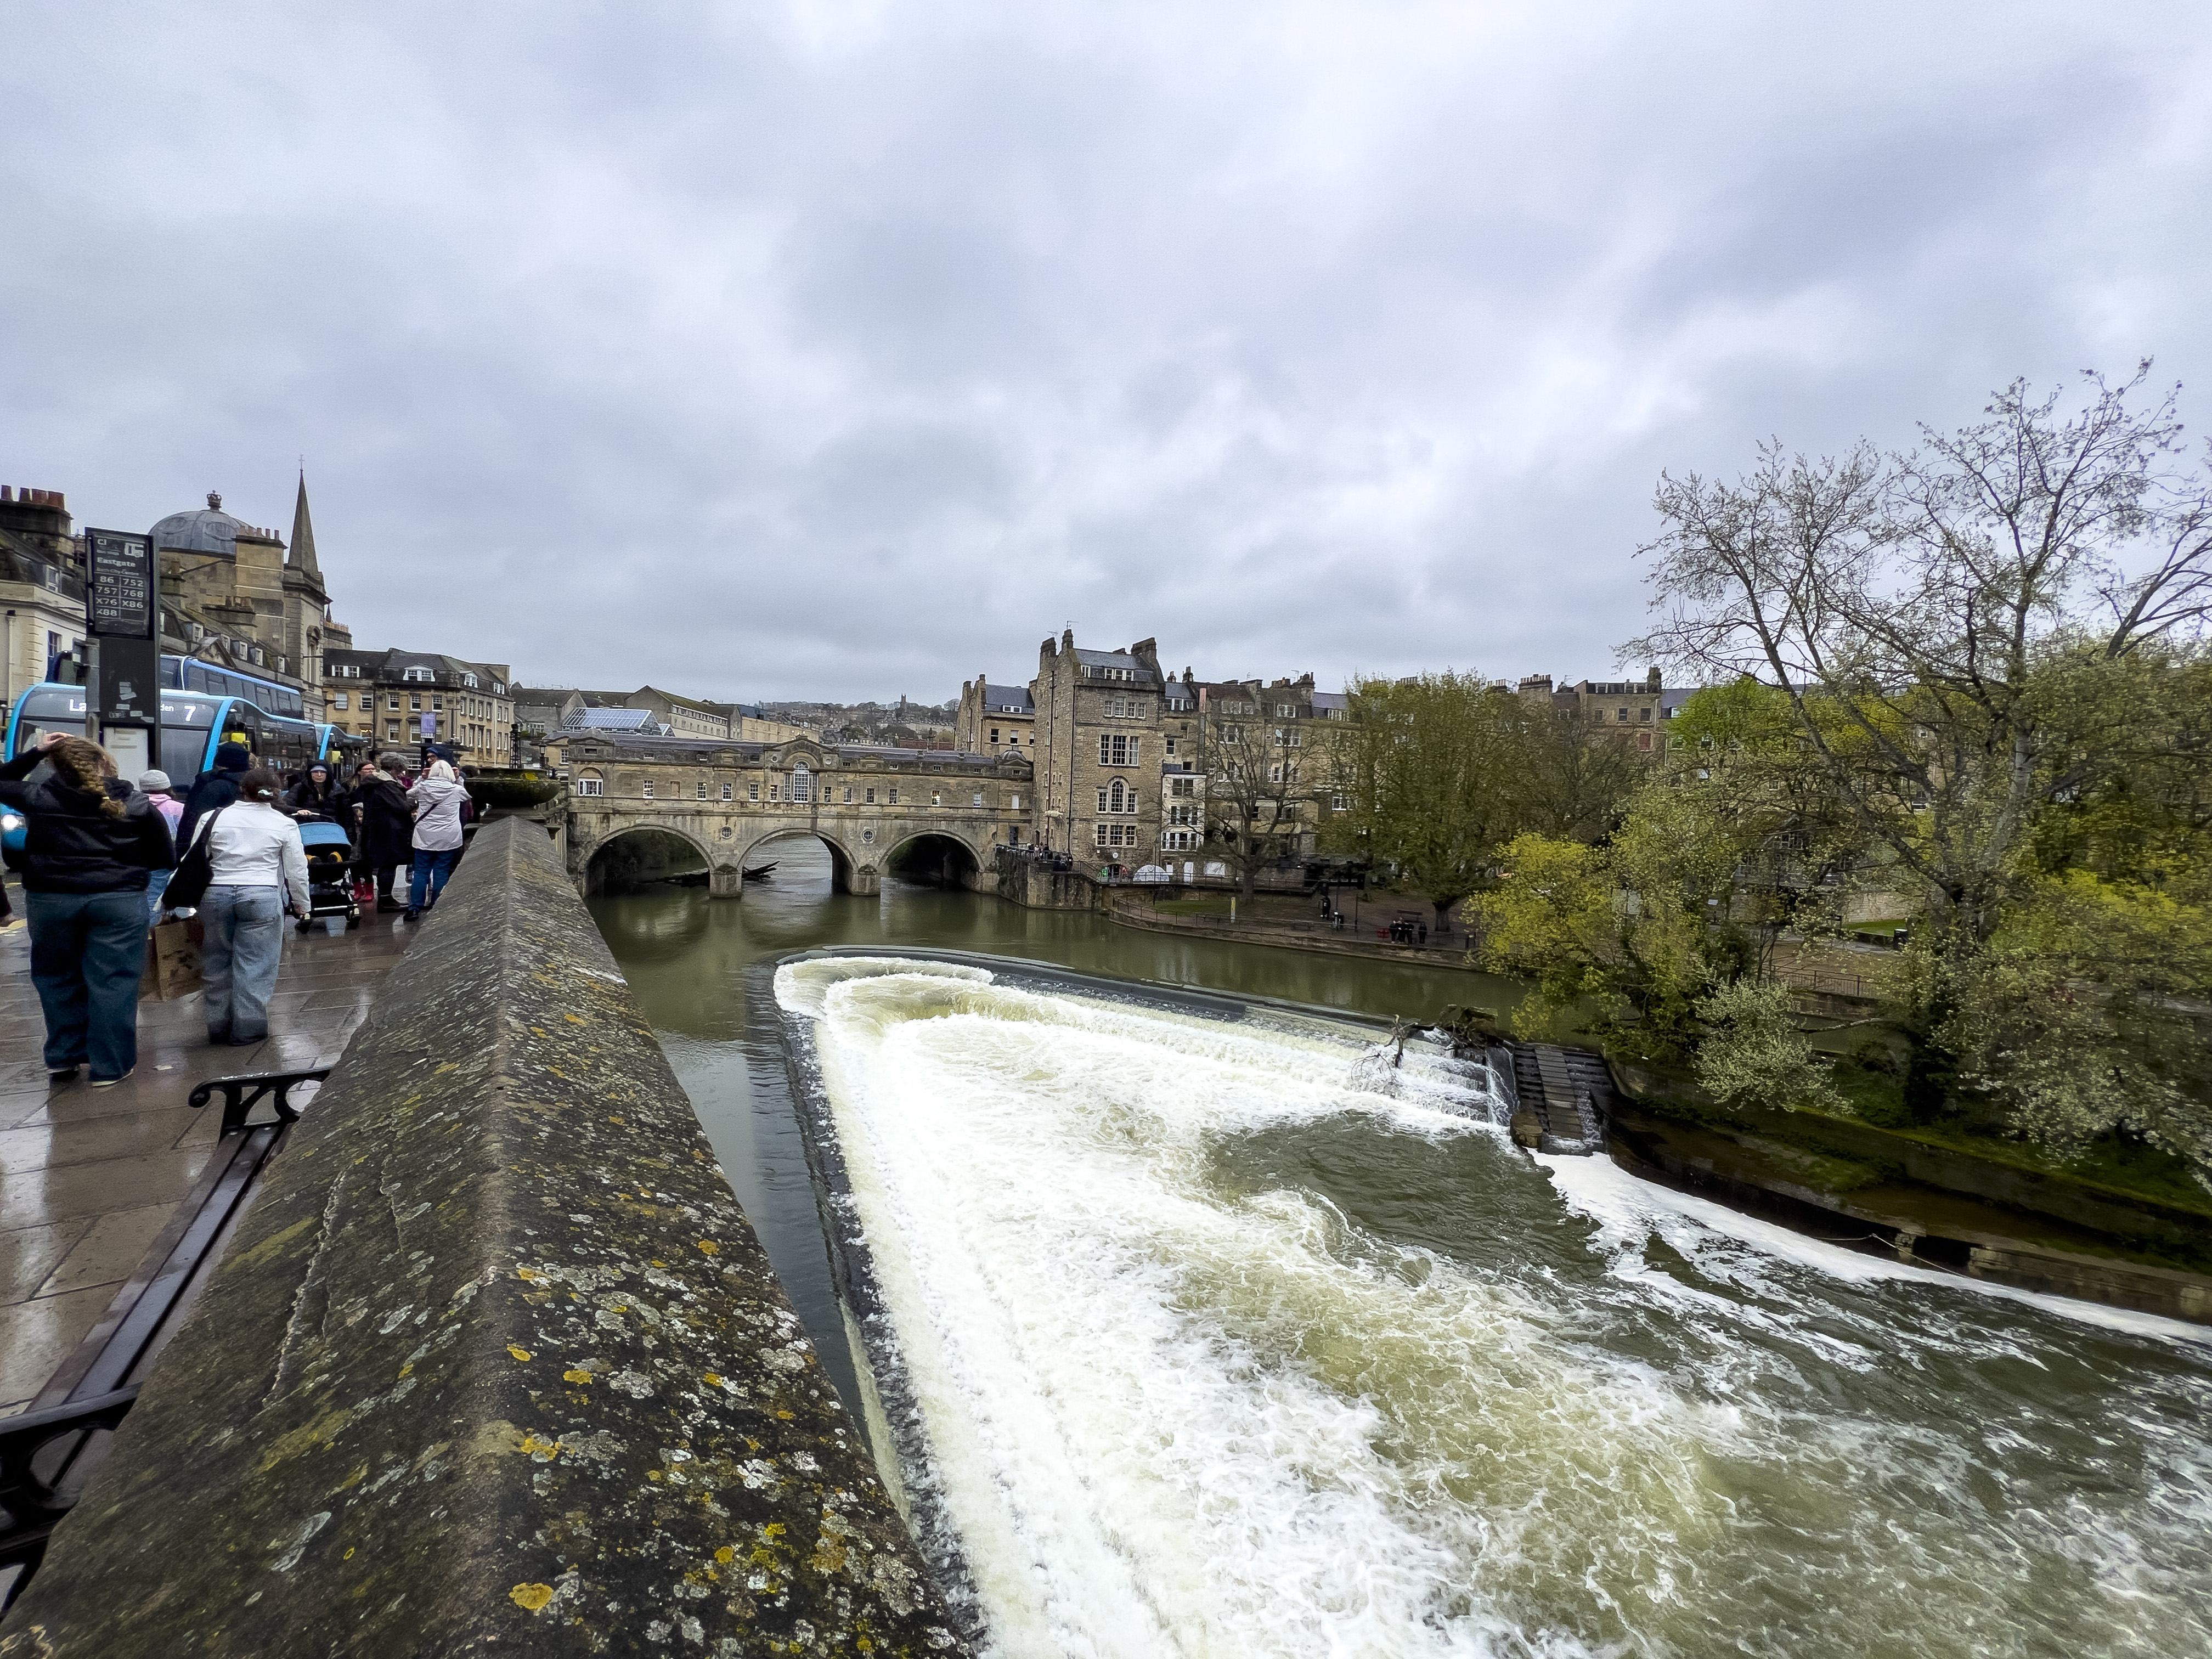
xmin=6 ymin=663 xmax=362 ymax=777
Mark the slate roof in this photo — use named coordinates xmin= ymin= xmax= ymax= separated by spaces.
xmin=978 ymin=680 xmax=1034 ymax=714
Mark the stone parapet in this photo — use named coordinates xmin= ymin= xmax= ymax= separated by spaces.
xmin=0 ymin=816 xmax=962 ymax=1657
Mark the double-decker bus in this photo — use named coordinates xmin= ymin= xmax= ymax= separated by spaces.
xmin=5 ymin=653 xmax=364 ymax=776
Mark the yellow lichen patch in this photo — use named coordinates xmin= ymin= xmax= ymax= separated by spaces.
xmin=775 ymin=1410 xmax=793 ymax=1421
xmin=703 ymin=1372 xmax=723 ymax=1389
xmin=469 ymin=1420 xmax=526 ymax=1459
xmin=763 ymin=1523 xmax=786 ymax=1540
xmin=509 ymin=1582 xmax=556 ymax=1612
xmin=607 ymin=1115 xmax=627 ymax=1125
xmin=225 ymin=1215 xmax=317 ymax=1274
xmin=256 ymin=1407 xmax=355 ymax=1474
xmin=519 ymin=1434 xmax=562 ymax=1460
xmin=344 ymin=1547 xmax=356 ymax=1560
xmin=565 ymin=1012 xmax=587 ymax=1024
xmin=715 ymin=1546 xmax=735 ymax=1564
xmin=647 ymin=1470 xmax=664 ymax=1482
xmin=507 ymin=1345 xmax=533 ymax=1362
xmin=562 ymin=1369 xmax=594 ymax=1386
xmin=516 ymin=1266 xmax=544 ymax=1282
xmin=695 ymin=1240 xmax=719 ymax=1256
xmin=398 ymin=1362 xmax=414 ymax=1379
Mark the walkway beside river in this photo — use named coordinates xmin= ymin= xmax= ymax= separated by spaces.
xmin=0 ymin=913 xmax=413 ymax=1416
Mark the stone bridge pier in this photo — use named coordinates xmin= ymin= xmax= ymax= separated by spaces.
xmin=553 ymin=732 xmax=1034 ymax=900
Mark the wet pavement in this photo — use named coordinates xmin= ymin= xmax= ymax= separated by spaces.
xmin=0 ymin=893 xmax=415 ymax=1415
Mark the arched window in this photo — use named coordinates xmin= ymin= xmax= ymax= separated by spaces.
xmin=789 ymin=764 xmax=811 ymax=803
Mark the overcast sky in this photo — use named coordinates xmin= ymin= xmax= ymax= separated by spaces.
xmin=4 ymin=2 xmax=2207 ymax=703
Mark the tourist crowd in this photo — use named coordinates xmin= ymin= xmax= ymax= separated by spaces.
xmin=0 ymin=736 xmax=477 ymax=1087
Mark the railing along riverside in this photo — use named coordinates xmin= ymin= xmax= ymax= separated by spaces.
xmin=0 ymin=816 xmax=963 ymax=1658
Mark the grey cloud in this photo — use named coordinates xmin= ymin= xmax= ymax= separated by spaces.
xmin=2 ymin=1 xmax=2208 ymax=700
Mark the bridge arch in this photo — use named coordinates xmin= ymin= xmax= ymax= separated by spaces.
xmin=881 ymin=828 xmax=986 ymax=891
xmin=736 ymin=826 xmax=873 ymax=896
xmin=582 ymin=822 xmax=732 ymax=897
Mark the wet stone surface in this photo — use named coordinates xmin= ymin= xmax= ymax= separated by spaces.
xmin=0 ymin=817 xmax=965 ymax=1657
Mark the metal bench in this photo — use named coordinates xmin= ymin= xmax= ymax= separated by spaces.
xmin=0 ymin=1068 xmax=328 ymax=1611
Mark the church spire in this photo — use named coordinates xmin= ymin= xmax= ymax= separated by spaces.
xmin=287 ymin=469 xmax=321 ymax=581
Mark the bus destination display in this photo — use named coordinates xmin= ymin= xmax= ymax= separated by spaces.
xmin=88 ymin=529 xmax=155 ymax=639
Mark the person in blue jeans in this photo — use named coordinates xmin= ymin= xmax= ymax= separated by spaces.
xmin=404 ymin=759 xmax=470 ymax=921
xmin=0 ymin=732 xmax=175 ymax=1086
xmin=183 ymin=768 xmax=309 ymax=1044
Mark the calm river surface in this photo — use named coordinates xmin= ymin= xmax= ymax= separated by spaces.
xmin=591 ymin=839 xmax=2212 ymax=1659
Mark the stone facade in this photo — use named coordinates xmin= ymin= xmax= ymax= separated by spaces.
xmin=156 ymin=478 xmax=349 ymax=707
xmin=560 ymin=732 xmax=1032 ymax=896
xmin=955 ymin=674 xmax=1036 ymax=759
xmin=1031 ymin=631 xmax=1182 ymax=860
xmin=328 ymin=646 xmax=515 ymax=766
xmin=1519 ymin=668 xmax=1667 ymax=754
xmin=0 ymin=488 xmax=91 ymax=712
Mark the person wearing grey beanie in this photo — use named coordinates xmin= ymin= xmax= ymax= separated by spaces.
xmin=139 ymin=770 xmax=185 ymax=922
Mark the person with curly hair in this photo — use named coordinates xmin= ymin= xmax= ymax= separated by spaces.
xmin=0 ymin=731 xmax=175 ymax=1086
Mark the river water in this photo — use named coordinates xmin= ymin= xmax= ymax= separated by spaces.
xmin=591 ymin=839 xmax=2212 ymax=1659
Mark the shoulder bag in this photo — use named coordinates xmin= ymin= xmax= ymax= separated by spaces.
xmin=165 ymin=803 xmax=229 ymax=910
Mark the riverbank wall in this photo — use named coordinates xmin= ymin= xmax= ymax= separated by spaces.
xmin=0 ymin=817 xmax=962 ymax=1657
xmin=1606 ymin=1069 xmax=2212 ymax=1324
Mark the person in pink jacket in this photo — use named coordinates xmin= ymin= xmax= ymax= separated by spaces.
xmin=138 ymin=769 xmax=187 ymax=923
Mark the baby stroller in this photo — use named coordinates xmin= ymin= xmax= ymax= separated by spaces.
xmin=296 ymin=816 xmax=363 ymax=932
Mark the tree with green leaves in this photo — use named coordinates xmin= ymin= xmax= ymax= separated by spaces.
xmin=1324 ymin=672 xmax=1643 ymax=928
xmin=1627 ymin=367 xmax=2212 ymax=1178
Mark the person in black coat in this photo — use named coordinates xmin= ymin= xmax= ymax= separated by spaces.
xmin=0 ymin=732 xmax=176 ymax=1086
xmin=357 ymin=752 xmax=416 ymax=912
xmin=177 ymin=741 xmax=252 ymax=850
xmin=284 ymin=761 xmax=338 ymax=820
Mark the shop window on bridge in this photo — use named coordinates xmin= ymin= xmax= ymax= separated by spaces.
xmin=791 ymin=765 xmax=811 ymax=802
xmin=721 ymin=782 xmax=733 ymax=800
xmin=642 ymin=781 xmax=655 ymax=799
xmin=696 ymin=781 xmax=708 ymax=799
xmin=768 ymin=782 xmax=779 ymax=800
xmin=889 ymin=788 xmax=899 ymax=804
xmin=1011 ymin=792 xmax=1020 ymax=810
xmin=932 ymin=790 xmax=943 ymax=806
xmin=575 ymin=773 xmax=605 ymax=797
xmin=749 ymin=781 xmax=760 ymax=801
xmin=865 ymin=786 xmax=876 ymax=804
xmin=972 ymin=791 xmax=983 ymax=808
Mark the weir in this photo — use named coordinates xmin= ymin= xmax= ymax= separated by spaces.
xmin=0 ymin=819 xmax=962 ymax=1656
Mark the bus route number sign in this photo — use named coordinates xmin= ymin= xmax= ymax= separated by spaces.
xmin=87 ymin=528 xmax=155 ymax=639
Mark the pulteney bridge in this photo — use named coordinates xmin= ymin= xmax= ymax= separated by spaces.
xmin=550 ymin=731 xmax=1034 ymax=897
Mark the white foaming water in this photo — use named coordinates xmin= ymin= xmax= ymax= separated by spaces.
xmin=776 ymin=959 xmax=2212 ymax=1659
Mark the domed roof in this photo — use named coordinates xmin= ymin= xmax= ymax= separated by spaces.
xmin=151 ymin=492 xmax=244 ymax=555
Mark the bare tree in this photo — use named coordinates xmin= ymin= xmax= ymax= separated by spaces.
xmin=1196 ymin=694 xmax=1318 ymax=900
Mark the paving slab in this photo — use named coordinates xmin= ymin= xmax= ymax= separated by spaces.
xmin=0 ymin=893 xmax=415 ymax=1409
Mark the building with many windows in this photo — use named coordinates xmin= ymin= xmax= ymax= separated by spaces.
xmin=325 ymin=647 xmax=514 ymax=766
xmin=1517 ymin=668 xmax=1668 ymax=753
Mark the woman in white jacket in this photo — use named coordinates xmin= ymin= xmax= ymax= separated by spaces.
xmin=405 ymin=759 xmax=471 ymax=921
xmin=188 ymin=766 xmax=309 ymax=1045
